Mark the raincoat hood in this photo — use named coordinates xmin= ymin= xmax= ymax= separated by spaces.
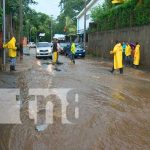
xmin=11 ymin=37 xmax=16 ymax=43
xmin=3 ymin=36 xmax=17 ymax=57
xmin=7 ymin=37 xmax=17 ymax=50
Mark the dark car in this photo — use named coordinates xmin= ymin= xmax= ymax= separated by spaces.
xmin=59 ymin=43 xmax=69 ymax=54
xmin=64 ymin=44 xmax=71 ymax=56
xmin=74 ymin=45 xmax=86 ymax=58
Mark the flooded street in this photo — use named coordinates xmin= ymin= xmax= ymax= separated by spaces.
xmin=0 ymin=49 xmax=150 ymax=150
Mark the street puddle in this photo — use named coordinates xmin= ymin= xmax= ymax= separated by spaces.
xmin=35 ymin=124 xmax=49 ymax=132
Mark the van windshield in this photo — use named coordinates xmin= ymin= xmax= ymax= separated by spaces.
xmin=37 ymin=43 xmax=50 ymax=47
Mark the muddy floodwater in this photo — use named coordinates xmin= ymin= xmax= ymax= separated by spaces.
xmin=0 ymin=49 xmax=150 ymax=150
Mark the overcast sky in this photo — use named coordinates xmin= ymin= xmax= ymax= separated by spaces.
xmin=30 ymin=0 xmax=61 ymax=18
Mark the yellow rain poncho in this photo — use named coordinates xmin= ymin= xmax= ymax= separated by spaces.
xmin=71 ymin=43 xmax=76 ymax=54
xmin=53 ymin=52 xmax=58 ymax=64
xmin=3 ymin=37 xmax=17 ymax=57
xmin=52 ymin=42 xmax=58 ymax=64
xmin=134 ymin=44 xmax=140 ymax=65
xmin=110 ymin=43 xmax=123 ymax=69
xmin=125 ymin=45 xmax=131 ymax=56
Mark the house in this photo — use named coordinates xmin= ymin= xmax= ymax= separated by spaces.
xmin=76 ymin=0 xmax=104 ymax=42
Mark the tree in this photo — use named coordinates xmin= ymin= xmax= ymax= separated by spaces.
xmin=65 ymin=16 xmax=76 ymax=34
xmin=57 ymin=0 xmax=91 ymax=34
xmin=1 ymin=0 xmax=36 ymax=40
xmin=24 ymin=8 xmax=54 ymax=42
xmin=0 ymin=0 xmax=55 ymax=42
xmin=0 ymin=6 xmax=2 ymax=30
xmin=103 ymin=0 xmax=113 ymax=9
xmin=91 ymin=0 xmax=150 ymax=31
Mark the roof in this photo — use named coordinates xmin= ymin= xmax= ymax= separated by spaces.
xmin=53 ymin=34 xmax=66 ymax=40
xmin=76 ymin=0 xmax=98 ymax=19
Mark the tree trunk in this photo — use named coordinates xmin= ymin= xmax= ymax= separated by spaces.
xmin=19 ymin=0 xmax=23 ymax=43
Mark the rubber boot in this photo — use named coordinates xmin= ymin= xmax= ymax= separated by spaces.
xmin=10 ymin=65 xmax=13 ymax=72
xmin=110 ymin=67 xmax=114 ymax=74
xmin=120 ymin=68 xmax=123 ymax=74
xmin=12 ymin=66 xmax=16 ymax=71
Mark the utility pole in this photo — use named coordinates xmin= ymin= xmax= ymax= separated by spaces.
xmin=49 ymin=22 xmax=53 ymax=42
xmin=51 ymin=21 xmax=53 ymax=42
xmin=19 ymin=0 xmax=23 ymax=60
xmin=19 ymin=0 xmax=23 ymax=42
xmin=84 ymin=0 xmax=87 ymax=49
xmin=2 ymin=0 xmax=6 ymax=70
xmin=29 ymin=28 xmax=32 ymax=42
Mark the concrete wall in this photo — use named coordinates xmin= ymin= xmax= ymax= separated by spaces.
xmin=88 ymin=25 xmax=150 ymax=66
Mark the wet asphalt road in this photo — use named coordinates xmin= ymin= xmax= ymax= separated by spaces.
xmin=0 ymin=48 xmax=150 ymax=150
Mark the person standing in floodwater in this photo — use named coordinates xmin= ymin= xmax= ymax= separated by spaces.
xmin=125 ymin=43 xmax=132 ymax=66
xmin=133 ymin=42 xmax=140 ymax=68
xmin=3 ymin=34 xmax=17 ymax=71
xmin=70 ymin=40 xmax=76 ymax=64
xmin=122 ymin=42 xmax=126 ymax=64
xmin=52 ymin=38 xmax=62 ymax=66
xmin=110 ymin=41 xmax=123 ymax=74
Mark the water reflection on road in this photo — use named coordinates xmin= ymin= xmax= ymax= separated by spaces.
xmin=0 ymin=51 xmax=150 ymax=150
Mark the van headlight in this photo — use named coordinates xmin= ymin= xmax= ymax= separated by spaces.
xmin=48 ymin=49 xmax=52 ymax=53
xmin=36 ymin=48 xmax=40 ymax=53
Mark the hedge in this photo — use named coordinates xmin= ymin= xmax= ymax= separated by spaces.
xmin=0 ymin=7 xmax=2 ymax=28
xmin=90 ymin=0 xmax=150 ymax=32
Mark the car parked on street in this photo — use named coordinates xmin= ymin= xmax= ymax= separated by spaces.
xmin=36 ymin=42 xmax=52 ymax=59
xmin=64 ymin=43 xmax=71 ymax=56
xmin=74 ymin=44 xmax=86 ymax=58
xmin=64 ymin=44 xmax=86 ymax=58
xmin=59 ymin=42 xmax=69 ymax=55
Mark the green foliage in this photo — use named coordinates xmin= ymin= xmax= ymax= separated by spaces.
xmin=0 ymin=7 xmax=2 ymax=29
xmin=0 ymin=0 xmax=53 ymax=41
xmin=91 ymin=0 xmax=150 ymax=32
xmin=102 ymin=0 xmax=113 ymax=9
xmin=0 ymin=0 xmax=38 ymax=38
xmin=59 ymin=0 xmax=90 ymax=19
xmin=57 ymin=0 xmax=91 ymax=34
xmin=65 ymin=16 xmax=76 ymax=34
xmin=24 ymin=8 xmax=54 ymax=42
xmin=55 ymin=13 xmax=66 ymax=34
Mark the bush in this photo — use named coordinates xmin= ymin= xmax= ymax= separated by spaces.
xmin=90 ymin=0 xmax=150 ymax=32
xmin=0 ymin=7 xmax=2 ymax=29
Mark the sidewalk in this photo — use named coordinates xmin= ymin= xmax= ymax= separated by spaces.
xmin=0 ymin=55 xmax=33 ymax=88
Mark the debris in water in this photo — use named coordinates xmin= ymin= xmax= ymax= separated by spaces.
xmin=57 ymin=61 xmax=63 ymax=65
xmin=54 ymin=68 xmax=61 ymax=71
xmin=35 ymin=124 xmax=49 ymax=132
xmin=42 ymin=62 xmax=52 ymax=65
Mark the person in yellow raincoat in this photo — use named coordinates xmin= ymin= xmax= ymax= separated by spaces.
xmin=125 ymin=43 xmax=132 ymax=66
xmin=133 ymin=42 xmax=140 ymax=68
xmin=3 ymin=35 xmax=17 ymax=71
xmin=110 ymin=41 xmax=123 ymax=74
xmin=52 ymin=38 xmax=62 ymax=70
xmin=70 ymin=40 xmax=76 ymax=64
xmin=52 ymin=38 xmax=59 ymax=65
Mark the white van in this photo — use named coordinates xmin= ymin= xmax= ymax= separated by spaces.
xmin=36 ymin=42 xmax=52 ymax=58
